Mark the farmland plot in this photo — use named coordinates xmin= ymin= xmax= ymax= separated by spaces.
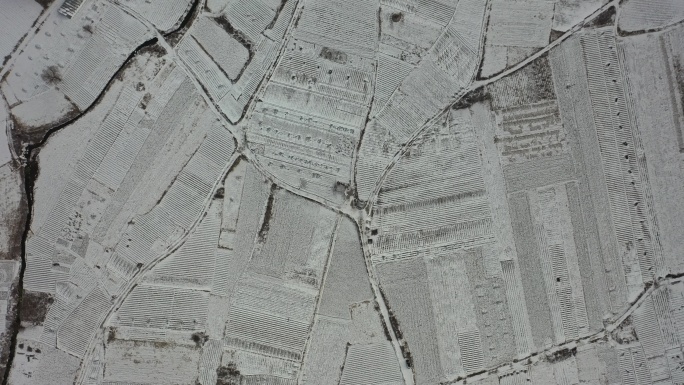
xmin=480 ymin=0 xmax=555 ymax=78
xmin=473 ymin=65 xmax=599 ymax=352
xmin=365 ymin=107 xmax=516 ymax=383
xmin=102 ymin=339 xmax=200 ymax=384
xmin=0 ymin=224 xmax=20 ymax=377
xmin=373 ymin=0 xmax=469 ymax=115
xmin=113 ymin=284 xmax=210 ymax=330
xmin=619 ymin=26 xmax=684 ymax=275
xmin=367 ymin=109 xmax=494 ymax=262
xmin=300 ymin=217 xmax=403 ymax=385
xmin=378 ymin=0 xmax=454 ymax=66
xmin=476 ymin=24 xmax=668 ymax=353
xmin=141 ymin=196 xmax=221 ymax=290
xmin=120 ymin=0 xmax=195 ymax=33
xmin=246 ymin=0 xmax=378 ymax=204
xmin=373 ymin=243 xmax=530 ymax=384
xmin=99 ymin=164 xmax=270 ymax=384
xmin=434 ymin=285 xmax=684 ymax=385
xmin=356 ymin=0 xmax=487 ymax=203
xmin=317 ymin=218 xmax=373 ymax=320
xmin=550 ymin=28 xmax=665 ymax=306
xmin=219 ymin=192 xmax=339 ymax=380
xmin=7 ymin=338 xmax=81 ymax=385
xmin=213 ymin=161 xmax=272 ymax=298
xmin=553 ymin=0 xmax=609 ymax=32
xmin=520 ymin=279 xmax=684 ymax=385
xmin=619 ymin=0 xmax=684 ymax=33
xmin=339 ymin=342 xmax=404 ymax=385
xmin=103 ymin=166 xmax=351 ymax=383
xmin=0 ymin=0 xmax=42 ymax=63
xmin=365 ymin=18 xmax=684 ymax=384
xmin=177 ymin=0 xmax=298 ymax=123
xmin=0 ymin=164 xmax=24 ymax=262
xmin=191 ymin=16 xmax=250 ymax=81
xmin=222 ymin=0 xmax=282 ymax=44
xmin=248 ymin=189 xmax=337 ymax=284
xmin=375 ymin=0 xmax=486 ymax=141
xmin=3 ymin=0 xmax=155 ymax=138
xmin=9 ymin=47 xmax=236 ymax=380
xmin=4 ymin=1 xmax=684 ymax=385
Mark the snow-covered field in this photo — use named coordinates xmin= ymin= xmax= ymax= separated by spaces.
xmin=1 ymin=0 xmax=684 ymax=384
xmin=0 ymin=0 xmax=43 ymax=62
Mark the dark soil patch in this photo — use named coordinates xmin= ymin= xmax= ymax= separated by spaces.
xmin=319 ymin=47 xmax=348 ymax=65
xmin=34 ymin=0 xmax=55 ymax=9
xmin=388 ymin=308 xmax=403 ymax=340
xmin=545 ymin=346 xmax=577 ymax=363
xmin=617 ymin=24 xmax=667 ymax=37
xmin=190 ymin=331 xmax=208 ymax=347
xmin=549 ymin=29 xmax=564 ymax=43
xmin=19 ymin=291 xmax=53 ymax=325
xmin=485 ymin=53 xmax=556 ymax=108
xmin=216 ymin=363 xmax=242 ymax=385
xmin=400 ymin=341 xmax=413 ymax=368
xmin=672 ymin=57 xmax=684 ymax=149
xmin=0 ymin=171 xmax=27 ymax=263
xmin=612 ymin=315 xmax=638 ymax=344
xmin=339 ymin=343 xmax=351 ymax=378
xmin=165 ymin=0 xmax=201 ymax=45
xmin=138 ymin=42 xmax=167 ymax=58
xmin=527 ymin=54 xmax=556 ymax=100
xmin=585 ymin=6 xmax=616 ymax=28
xmin=377 ymin=287 xmax=403 ymax=340
xmin=452 ymin=87 xmax=491 ymax=110
xmin=265 ymin=0 xmax=290 ymax=30
xmin=374 ymin=300 xmax=393 ymax=341
xmin=257 ymin=184 xmax=278 ymax=241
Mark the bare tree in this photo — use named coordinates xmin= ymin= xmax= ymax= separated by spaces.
xmin=41 ymin=65 xmax=62 ymax=85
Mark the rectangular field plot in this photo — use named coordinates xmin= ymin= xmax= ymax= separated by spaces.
xmin=125 ymin=0 xmax=193 ymax=32
xmin=248 ymin=189 xmax=336 ymax=285
xmin=113 ymin=285 xmax=209 ymax=331
xmin=619 ymin=27 xmax=684 ymax=275
xmin=103 ymin=340 xmax=200 ymax=384
xmin=223 ymin=272 xmax=317 ymax=361
xmin=618 ymin=0 xmax=684 ymax=32
xmin=369 ymin=111 xmax=494 ymax=261
xmin=144 ymin=201 xmax=221 ymax=289
xmin=293 ymin=0 xmax=378 ymax=59
xmin=318 ymin=217 xmax=373 ymax=320
xmin=221 ymin=347 xmax=300 ymax=380
xmin=487 ymin=0 xmax=554 ymax=48
xmin=192 ymin=16 xmax=250 ymax=80
xmin=579 ymin=28 xmax=662 ymax=285
xmin=299 ymin=317 xmax=349 ymax=385
xmin=375 ymin=257 xmax=443 ymax=384
xmin=339 ymin=343 xmax=404 ymax=385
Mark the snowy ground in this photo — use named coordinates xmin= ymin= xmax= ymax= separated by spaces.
xmin=1 ymin=0 xmax=684 ymax=385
